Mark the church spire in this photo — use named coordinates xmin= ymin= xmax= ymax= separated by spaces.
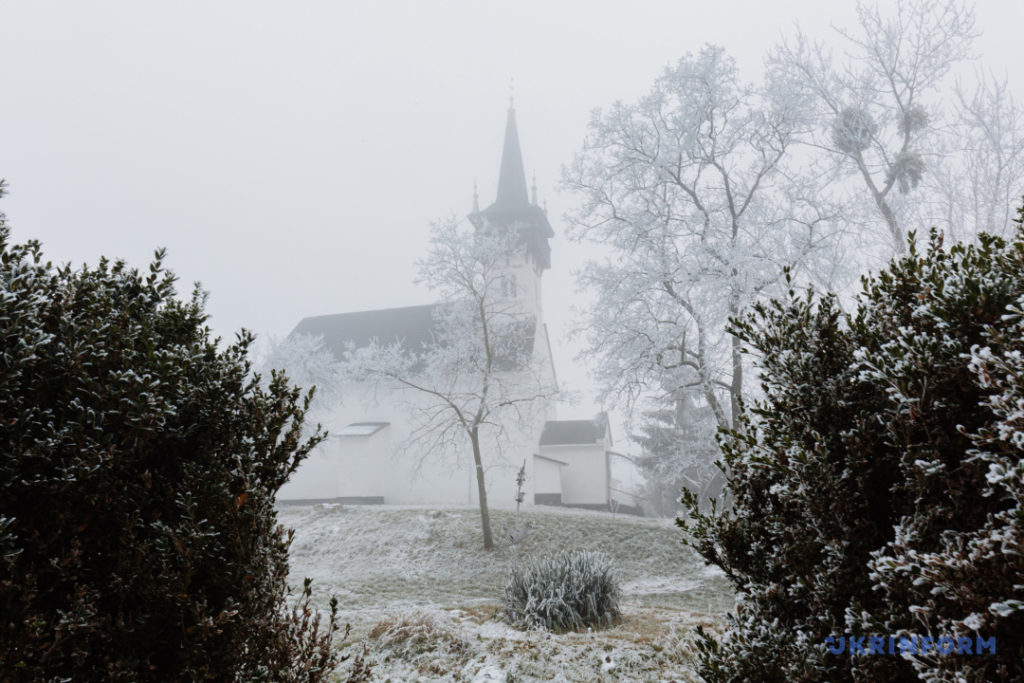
xmin=475 ymin=106 xmax=554 ymax=271
xmin=495 ymin=107 xmax=530 ymax=208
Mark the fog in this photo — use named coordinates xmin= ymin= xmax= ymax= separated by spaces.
xmin=2 ymin=0 xmax=1022 ymax=423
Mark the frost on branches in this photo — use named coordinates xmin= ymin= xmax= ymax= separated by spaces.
xmin=258 ymin=332 xmax=345 ymax=417
xmin=564 ymin=45 xmax=839 ymax=432
xmin=934 ymin=73 xmax=1024 ymax=244
xmin=769 ymin=0 xmax=1024 ymax=256
xmin=682 ymin=210 xmax=1024 ymax=681
xmin=341 ymin=218 xmax=562 ymax=550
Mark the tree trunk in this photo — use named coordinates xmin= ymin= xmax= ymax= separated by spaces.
xmin=730 ymin=331 xmax=743 ymax=431
xmin=470 ymin=428 xmax=495 ymax=550
xmin=873 ymin=190 xmax=905 ymax=254
xmin=853 ymin=151 xmax=906 ymax=253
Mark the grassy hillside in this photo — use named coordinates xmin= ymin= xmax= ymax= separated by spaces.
xmin=281 ymin=504 xmax=733 ymax=682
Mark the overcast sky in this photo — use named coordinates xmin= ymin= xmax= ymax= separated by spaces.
xmin=2 ymin=0 xmax=1022 ymax=425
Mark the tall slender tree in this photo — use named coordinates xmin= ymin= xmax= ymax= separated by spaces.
xmin=342 ymin=218 xmax=561 ymax=550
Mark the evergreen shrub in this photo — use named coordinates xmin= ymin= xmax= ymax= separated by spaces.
xmin=682 ymin=213 xmax=1024 ymax=682
xmin=0 ymin=186 xmax=341 ymax=681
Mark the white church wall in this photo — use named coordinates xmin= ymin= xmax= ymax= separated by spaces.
xmin=335 ymin=428 xmax=390 ymax=500
xmin=278 ymin=439 xmax=343 ymax=501
xmin=279 ymin=378 xmax=548 ymax=507
xmin=327 ymin=382 xmax=468 ymax=505
xmin=480 ymin=417 xmax=544 ymax=509
xmin=500 ymin=250 xmax=543 ymax=320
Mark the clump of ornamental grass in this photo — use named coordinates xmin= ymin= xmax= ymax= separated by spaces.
xmin=502 ymin=550 xmax=621 ymax=632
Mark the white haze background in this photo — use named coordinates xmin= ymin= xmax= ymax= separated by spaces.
xmin=2 ymin=0 xmax=1022 ymax=433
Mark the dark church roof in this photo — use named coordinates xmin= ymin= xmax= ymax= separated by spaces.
xmin=493 ymin=106 xmax=530 ymax=209
xmin=290 ymin=304 xmax=537 ymax=363
xmin=292 ymin=304 xmax=441 ymax=359
xmin=472 ymin=108 xmax=554 ymax=270
xmin=291 ymin=107 xmax=551 ymax=363
xmin=540 ymin=414 xmax=610 ymax=446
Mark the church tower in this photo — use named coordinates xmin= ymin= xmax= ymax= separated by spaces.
xmin=469 ymin=107 xmax=554 ymax=319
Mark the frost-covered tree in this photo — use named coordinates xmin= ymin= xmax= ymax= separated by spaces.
xmin=0 ymin=194 xmax=340 ymax=680
xmin=342 ymin=218 xmax=561 ymax=550
xmin=631 ymin=390 xmax=722 ymax=517
xmin=682 ymin=214 xmax=1024 ymax=681
xmin=258 ymin=331 xmax=345 ymax=416
xmin=930 ymin=72 xmax=1024 ymax=243
xmin=769 ymin=0 xmax=1024 ymax=256
xmin=564 ymin=45 xmax=838 ymax=429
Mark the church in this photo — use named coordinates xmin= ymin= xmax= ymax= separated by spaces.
xmin=277 ymin=108 xmax=616 ymax=511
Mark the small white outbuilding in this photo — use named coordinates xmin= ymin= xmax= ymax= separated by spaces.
xmin=535 ymin=414 xmax=613 ymax=509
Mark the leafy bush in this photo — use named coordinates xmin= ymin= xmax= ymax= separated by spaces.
xmin=0 ymin=192 xmax=341 ymax=681
xmin=682 ymin=216 xmax=1024 ymax=681
xmin=503 ymin=550 xmax=620 ymax=632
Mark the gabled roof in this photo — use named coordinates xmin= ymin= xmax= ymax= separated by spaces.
xmin=540 ymin=413 xmax=611 ymax=446
xmin=290 ymin=303 xmax=537 ymax=366
xmin=292 ymin=304 xmax=441 ymax=359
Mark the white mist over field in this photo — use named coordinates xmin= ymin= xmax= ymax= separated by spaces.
xmin=2 ymin=1 xmax=1021 ymax=429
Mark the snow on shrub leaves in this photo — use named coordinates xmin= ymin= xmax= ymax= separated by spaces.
xmin=502 ymin=550 xmax=621 ymax=632
xmin=0 ymin=202 xmax=342 ymax=682
xmin=682 ymin=207 xmax=1024 ymax=682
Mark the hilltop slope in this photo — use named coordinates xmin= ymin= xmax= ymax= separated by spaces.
xmin=281 ymin=504 xmax=732 ymax=682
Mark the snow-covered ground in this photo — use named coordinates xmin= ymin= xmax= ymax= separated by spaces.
xmin=280 ymin=504 xmax=733 ymax=681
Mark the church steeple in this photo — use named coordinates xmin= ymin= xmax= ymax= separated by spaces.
xmin=471 ymin=106 xmax=554 ymax=271
xmin=495 ymin=107 xmax=530 ymax=208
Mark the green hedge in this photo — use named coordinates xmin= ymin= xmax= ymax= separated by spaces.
xmin=0 ymin=192 xmax=341 ymax=681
